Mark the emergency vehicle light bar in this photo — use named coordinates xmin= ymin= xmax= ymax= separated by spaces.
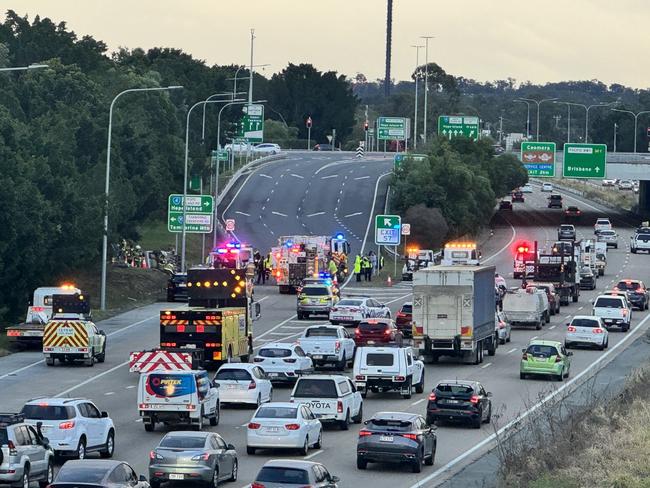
xmin=445 ymin=242 xmax=477 ymax=249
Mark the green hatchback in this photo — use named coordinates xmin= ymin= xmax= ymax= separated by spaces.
xmin=520 ymin=339 xmax=572 ymax=381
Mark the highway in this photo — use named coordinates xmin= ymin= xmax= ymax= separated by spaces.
xmin=1 ymin=153 xmax=649 ymax=488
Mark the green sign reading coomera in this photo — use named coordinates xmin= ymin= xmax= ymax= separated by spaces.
xmin=521 ymin=142 xmax=556 ymax=177
xmin=563 ymin=143 xmax=607 ymax=179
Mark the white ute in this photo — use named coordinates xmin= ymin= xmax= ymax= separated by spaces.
xmin=353 ymin=346 xmax=425 ymax=399
xmin=592 ymin=294 xmax=632 ymax=332
xmin=290 ymin=375 xmax=363 ymax=430
xmin=298 ymin=325 xmax=356 ymax=370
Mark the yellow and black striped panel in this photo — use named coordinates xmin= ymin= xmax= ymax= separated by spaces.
xmin=43 ymin=321 xmax=88 ymax=348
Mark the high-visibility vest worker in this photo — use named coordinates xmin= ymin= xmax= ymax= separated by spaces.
xmin=353 ymin=256 xmax=361 ymax=274
xmin=328 ymin=259 xmax=338 ymax=276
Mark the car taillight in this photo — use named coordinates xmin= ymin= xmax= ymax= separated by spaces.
xmin=191 ymin=453 xmax=210 ymax=461
xmin=283 ymin=358 xmax=297 ymax=363
xmin=59 ymin=421 xmax=75 ymax=430
xmin=160 ymin=342 xmax=177 ymax=347
xmin=593 ymin=328 xmax=604 ymax=334
xmin=7 ymin=440 xmax=17 ymax=455
xmin=285 ymin=423 xmax=300 ymax=430
xmin=428 ymin=392 xmax=436 ymax=401
xmin=252 ymin=483 xmax=265 ymax=488
xmin=397 ymin=312 xmax=405 ymax=318
xmin=335 ymin=340 xmax=341 ymax=352
xmin=337 ymin=400 xmax=343 ymax=413
xmin=384 ymin=329 xmax=392 ymax=335
xmin=350 ymin=308 xmax=360 ymax=312
xmin=359 ymin=430 xmax=372 ymax=437
xmin=354 ymin=329 xmax=361 ymax=336
xmin=248 ymin=422 xmax=261 ymax=429
xmin=522 ymin=353 xmax=528 ymax=360
xmin=567 ymin=326 xmax=576 ymax=332
xmin=249 ymin=381 xmax=257 ymax=390
xmin=395 ymin=376 xmax=406 ymax=381
xmin=555 ymin=356 xmax=563 ymax=363
xmin=402 ymin=433 xmax=418 ymax=440
xmin=470 ymin=395 xmax=480 ymax=404
xmin=355 ymin=375 xmax=366 ymax=380
xmin=253 ymin=357 xmax=263 ymax=362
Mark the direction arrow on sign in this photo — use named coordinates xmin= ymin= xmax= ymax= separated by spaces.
xmin=168 ymin=194 xmax=214 ymax=233
xmin=375 ymin=214 xmax=401 ymax=245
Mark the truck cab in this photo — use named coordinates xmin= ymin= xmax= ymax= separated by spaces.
xmin=441 ymin=242 xmax=481 ymax=266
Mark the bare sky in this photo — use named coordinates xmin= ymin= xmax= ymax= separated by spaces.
xmin=10 ymin=0 xmax=650 ymax=88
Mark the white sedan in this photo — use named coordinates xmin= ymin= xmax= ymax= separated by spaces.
xmin=565 ymin=315 xmax=609 ymax=350
xmin=329 ymin=297 xmax=391 ymax=325
xmin=246 ymin=402 xmax=322 ymax=455
xmin=254 ymin=143 xmax=281 ymax=154
xmin=541 ymin=183 xmax=554 ymax=192
xmin=254 ymin=343 xmax=313 ymax=383
xmin=521 ymin=184 xmax=533 ymax=193
xmin=213 ymin=363 xmax=273 ymax=407
xmin=495 ymin=311 xmax=512 ymax=344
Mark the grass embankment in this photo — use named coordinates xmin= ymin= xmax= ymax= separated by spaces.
xmin=556 ymin=178 xmax=637 ymax=211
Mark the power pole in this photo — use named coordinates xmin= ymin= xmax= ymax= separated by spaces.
xmin=248 ymin=29 xmax=255 ymax=105
xmin=421 ymin=36 xmax=434 ymax=144
xmin=384 ymin=0 xmax=393 ymax=97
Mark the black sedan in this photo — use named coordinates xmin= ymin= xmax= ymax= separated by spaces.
xmin=615 ymin=279 xmax=649 ymax=310
xmin=357 ymin=412 xmax=436 ymax=473
xmin=166 ymin=273 xmax=188 ymax=302
xmin=426 ymin=380 xmax=492 ymax=429
xmin=50 ymin=460 xmax=149 ymax=488
xmin=579 ymin=267 xmax=596 ymax=290
xmin=149 ymin=431 xmax=237 ymax=488
xmin=499 ymin=200 xmax=513 ymax=211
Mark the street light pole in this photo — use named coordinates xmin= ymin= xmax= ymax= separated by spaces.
xmin=514 ymin=99 xmax=531 ymax=139
xmin=411 ymin=45 xmax=423 ymax=150
xmin=248 ymin=29 xmax=255 ymax=106
xmin=420 ymin=36 xmax=434 ymax=144
xmin=518 ymin=97 xmax=558 ymax=142
xmin=553 ymin=101 xmax=575 ymax=144
xmin=611 ymin=108 xmax=650 ymax=153
xmin=614 ymin=122 xmax=618 ymax=152
xmin=0 ymin=63 xmax=48 ymax=72
xmin=201 ymin=93 xmax=234 ymax=143
xmin=100 ymin=85 xmax=183 ymax=310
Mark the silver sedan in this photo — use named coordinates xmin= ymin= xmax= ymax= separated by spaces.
xmin=149 ymin=431 xmax=238 ymax=488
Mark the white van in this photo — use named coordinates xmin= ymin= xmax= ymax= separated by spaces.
xmin=352 ymin=347 xmax=424 ymax=399
xmin=137 ymin=370 xmax=219 ymax=431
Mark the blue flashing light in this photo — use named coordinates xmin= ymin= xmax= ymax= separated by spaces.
xmin=285 ymin=240 xmax=293 ymax=248
xmin=226 ymin=241 xmax=241 ymax=249
xmin=216 ymin=248 xmax=228 ymax=254
xmin=334 ymin=232 xmax=345 ymax=240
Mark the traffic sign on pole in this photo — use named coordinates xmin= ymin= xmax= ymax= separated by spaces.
xmin=521 ymin=142 xmax=556 ymax=177
xmin=437 ymin=115 xmax=480 ymax=141
xmin=375 ymin=215 xmax=402 ymax=245
xmin=240 ymin=104 xmax=264 ymax=143
xmin=168 ymin=194 xmax=214 ymax=233
xmin=401 ymin=223 xmax=411 ymax=236
xmin=225 ymin=219 xmax=235 ymax=232
xmin=377 ymin=117 xmax=408 ymax=141
xmin=562 ymin=143 xmax=607 ymax=179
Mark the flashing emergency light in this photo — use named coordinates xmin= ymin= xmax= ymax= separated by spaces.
xmin=445 ymin=242 xmax=477 ymax=249
xmin=60 ymin=283 xmax=76 ymax=290
xmin=226 ymin=242 xmax=241 ymax=249
xmin=334 ymin=232 xmax=345 ymax=240
xmin=285 ymin=240 xmax=293 ymax=248
xmin=516 ymin=244 xmax=530 ymax=254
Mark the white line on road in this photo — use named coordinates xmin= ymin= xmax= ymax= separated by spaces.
xmin=354 ymin=175 xmax=370 ymax=180
xmin=271 ymin=211 xmax=288 ymax=217
xmin=105 ymin=391 xmax=115 ymax=396
xmin=268 ymin=332 xmax=292 ymax=336
xmin=578 ymin=306 xmax=584 ymax=311
xmin=259 ymin=174 xmax=273 ymax=179
xmin=307 ymin=212 xmax=325 ymax=217
xmin=507 ymin=348 xmax=517 ymax=354
xmin=481 ymin=362 xmax=492 ymax=369
xmin=531 ymin=336 xmax=538 ymax=340
xmin=410 ymin=398 xmax=426 ymax=406
xmin=321 ymin=174 xmax=338 ymax=179
xmin=304 ymin=450 xmax=324 ymax=460
xmin=344 ymin=212 xmax=363 ymax=218
xmin=549 ymin=325 xmax=556 ymax=330
xmin=290 ymin=173 xmax=304 ymax=179
xmin=57 ymin=359 xmax=131 ymax=396
xmin=235 ymin=211 xmax=250 ymax=217
xmin=126 ymin=385 xmax=136 ymax=389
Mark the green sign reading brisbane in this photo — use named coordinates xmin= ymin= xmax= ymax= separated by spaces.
xmin=562 ymin=143 xmax=607 ymax=179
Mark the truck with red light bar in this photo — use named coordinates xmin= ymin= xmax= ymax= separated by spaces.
xmin=158 ymin=268 xmax=260 ymax=366
xmin=208 ymin=241 xmax=254 ymax=269
xmin=412 ymin=265 xmax=497 ymax=364
xmin=513 ymin=242 xmax=536 ymax=279
xmin=6 ymin=284 xmax=81 ymax=345
xmin=271 ymin=235 xmax=350 ymax=294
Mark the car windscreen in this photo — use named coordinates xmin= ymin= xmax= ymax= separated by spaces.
xmin=302 ymin=287 xmax=329 ymax=296
xmin=550 ymin=195 xmax=562 ymax=200
xmin=293 ymin=379 xmax=338 ymax=398
xmin=55 ymin=466 xmax=108 ymax=483
xmin=359 ymin=322 xmax=388 ymax=332
xmin=258 ymin=348 xmax=291 ymax=358
xmin=616 ymin=282 xmax=640 ymax=291
xmin=400 ymin=304 xmax=412 ymax=313
xmin=571 ymin=318 xmax=600 ymax=328
xmin=596 ymin=220 xmax=610 ymax=225
xmin=21 ymin=404 xmax=75 ymax=420
xmin=369 ymin=418 xmax=412 ymax=431
xmin=365 ymin=353 xmax=394 ymax=366
xmin=337 ymin=299 xmax=363 ymax=306
xmin=304 ymin=328 xmax=338 ymax=338
xmin=594 ymin=297 xmax=624 ymax=308
xmin=215 ymin=369 xmax=252 ymax=381
xmin=159 ymin=435 xmax=206 ymax=449
xmin=526 ymin=344 xmax=559 ymax=357
xmin=255 ymin=406 xmax=297 ymax=419
xmin=436 ymin=384 xmax=474 ymax=395
xmin=256 ymin=467 xmax=310 ymax=484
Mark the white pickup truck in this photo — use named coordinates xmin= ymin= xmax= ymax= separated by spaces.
xmin=298 ymin=325 xmax=356 ymax=370
xmin=290 ymin=375 xmax=363 ymax=430
xmin=592 ymin=293 xmax=632 ymax=332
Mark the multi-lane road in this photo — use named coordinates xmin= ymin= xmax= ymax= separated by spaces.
xmin=2 ymin=152 xmax=649 ymax=488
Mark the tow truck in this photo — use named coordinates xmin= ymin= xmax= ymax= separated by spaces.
xmin=440 ymin=242 xmax=481 ymax=266
xmin=402 ymin=248 xmax=437 ymax=281
xmin=513 ymin=242 xmax=537 ymax=279
xmin=6 ymin=284 xmax=81 ymax=346
xmin=533 ymin=241 xmax=581 ymax=305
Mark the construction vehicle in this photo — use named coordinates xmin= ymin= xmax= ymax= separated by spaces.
xmin=6 ymin=285 xmax=80 ymax=345
xmin=534 ymin=242 xmax=580 ymax=306
xmin=440 ymin=242 xmax=481 ymax=266
xmin=271 ymin=235 xmax=350 ymax=294
xmin=402 ymin=248 xmax=438 ymax=281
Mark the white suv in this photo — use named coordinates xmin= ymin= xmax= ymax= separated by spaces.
xmin=592 ymin=294 xmax=632 ymax=332
xmin=631 ymin=231 xmax=650 ymax=254
xmin=353 ymin=346 xmax=425 ymax=399
xmin=21 ymin=398 xmax=115 ymax=459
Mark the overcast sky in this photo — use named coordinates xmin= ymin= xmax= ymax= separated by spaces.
xmin=11 ymin=0 xmax=650 ymax=88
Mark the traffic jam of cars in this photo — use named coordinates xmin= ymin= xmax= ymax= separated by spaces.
xmin=3 ymin=187 xmax=649 ymax=488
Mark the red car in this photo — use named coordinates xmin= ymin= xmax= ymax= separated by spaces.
xmin=354 ymin=319 xmax=397 ymax=346
xmin=395 ymin=302 xmax=413 ymax=337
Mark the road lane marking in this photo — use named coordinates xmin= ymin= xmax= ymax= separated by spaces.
xmin=507 ymin=348 xmax=517 ymax=354
xmin=481 ymin=362 xmax=492 ymax=369
xmin=290 ymin=173 xmax=304 ymax=179
xmin=410 ymin=399 xmax=426 ymax=406
xmin=271 ymin=211 xmax=287 ymax=217
xmin=105 ymin=391 xmax=115 ymax=396
xmin=126 ymin=385 xmax=136 ymax=389
xmin=307 ymin=212 xmax=325 ymax=217
xmin=235 ymin=211 xmax=250 ymax=217
xmin=549 ymin=325 xmax=556 ymax=330
xmin=57 ymin=359 xmax=131 ymax=396
xmin=531 ymin=336 xmax=538 ymax=340
xmin=259 ymin=174 xmax=273 ymax=179
xmin=304 ymin=450 xmax=324 ymax=460
xmin=321 ymin=174 xmax=338 ymax=179
xmin=344 ymin=212 xmax=363 ymax=218
xmin=354 ymin=175 xmax=370 ymax=180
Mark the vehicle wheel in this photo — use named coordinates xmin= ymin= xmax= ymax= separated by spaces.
xmin=499 ymin=337 xmax=505 ymax=345
xmin=85 ymin=357 xmax=94 ymax=367
xmin=76 ymin=437 xmax=87 ymax=459
xmin=623 ymin=324 xmax=630 ymax=332
xmin=314 ymin=430 xmax=322 ymax=449
xmin=45 ymin=357 xmax=54 ymax=366
xmin=246 ymin=446 xmax=256 ymax=455
xmin=545 ymin=312 xmax=550 ymax=324
xmin=18 ymin=466 xmax=28 ymax=488
xmin=471 ymin=347 xmax=480 ymax=365
xmin=360 ymin=391 xmax=367 ymax=399
xmin=572 ymin=294 xmax=579 ymax=303
xmin=229 ymin=459 xmax=238 ymax=482
xmin=196 ymin=408 xmax=204 ymax=431
xmin=646 ymin=300 xmax=649 ymax=311
xmin=210 ymin=402 xmax=220 ymax=426
xmin=598 ymin=341 xmax=605 ymax=351
xmin=150 ymin=481 xmax=161 ymax=488
xmin=300 ymin=437 xmax=309 ymax=456
xmin=402 ymin=379 xmax=413 ymax=400
xmin=97 ymin=344 xmax=106 ymax=363
xmin=557 ymin=372 xmax=564 ymax=382
xmin=297 ymin=312 xmax=304 ymax=320
xmin=339 ymin=410 xmax=350 ymax=430
xmin=352 ymin=404 xmax=363 ymax=423
xmin=38 ymin=459 xmax=54 ymax=488
xmin=412 ymin=449 xmax=423 ymax=473
xmin=520 ymin=372 xmax=526 ymax=380
xmin=337 ymin=352 xmax=346 ymax=371
xmin=487 ymin=339 xmax=496 ymax=357
xmin=144 ymin=419 xmax=155 ymax=432
xmin=415 ymin=371 xmax=425 ymax=394
xmin=357 ymin=457 xmax=367 ymax=470
xmin=605 ymin=338 xmax=609 ymax=349
xmin=536 ymin=321 xmax=542 ymax=330
xmin=304 ymin=312 xmax=310 ymax=319
xmin=210 ymin=468 xmax=219 ymax=488
xmin=484 ymin=405 xmax=492 ymax=424
xmin=506 ymin=332 xmax=511 ymax=343
xmin=479 ymin=345 xmax=484 ymax=363
xmin=100 ymin=429 xmax=115 ymax=458
xmin=632 ymin=248 xmax=637 ymax=254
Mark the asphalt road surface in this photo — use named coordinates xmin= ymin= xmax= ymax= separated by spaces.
xmin=1 ymin=157 xmax=648 ymax=488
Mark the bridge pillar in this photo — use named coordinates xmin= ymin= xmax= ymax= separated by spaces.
xmin=639 ymin=180 xmax=650 ymax=219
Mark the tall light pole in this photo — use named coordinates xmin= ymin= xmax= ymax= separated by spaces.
xmin=420 ymin=36 xmax=434 ymax=144
xmin=228 ymin=64 xmax=270 ymax=101
xmin=513 ymin=99 xmax=531 ymax=139
xmin=100 ymin=85 xmax=183 ymax=310
xmin=553 ymin=101 xmax=574 ymax=144
xmin=517 ymin=97 xmax=558 ymax=141
xmin=611 ymin=108 xmax=650 ymax=153
xmin=384 ymin=0 xmax=393 ymax=97
xmin=201 ymin=93 xmax=235 ymax=143
xmin=0 ymin=63 xmax=48 ymax=72
xmin=411 ymin=45 xmax=423 ymax=150
xmin=614 ymin=122 xmax=618 ymax=152
xmin=248 ymin=29 xmax=255 ymax=105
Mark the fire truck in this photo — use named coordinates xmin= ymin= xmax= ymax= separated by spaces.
xmin=513 ymin=242 xmax=537 ymax=279
xmin=207 ymin=241 xmax=254 ymax=269
xmin=271 ymin=235 xmax=350 ymax=294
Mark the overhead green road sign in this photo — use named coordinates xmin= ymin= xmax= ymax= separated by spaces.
xmin=375 ymin=214 xmax=402 ymax=245
xmin=239 ymin=104 xmax=264 ymax=143
xmin=377 ymin=117 xmax=407 ymax=140
xmin=438 ymin=115 xmax=480 ymax=141
xmin=521 ymin=142 xmax=556 ymax=177
xmin=394 ymin=153 xmax=428 ymax=169
xmin=168 ymin=194 xmax=214 ymax=233
xmin=563 ymin=143 xmax=607 ymax=179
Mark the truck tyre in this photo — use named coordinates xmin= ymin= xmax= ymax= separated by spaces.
xmin=415 ymin=370 xmax=425 ymax=393
xmin=572 ymin=293 xmax=579 ymax=303
xmin=487 ymin=339 xmax=496 ymax=357
xmin=545 ymin=312 xmax=550 ymax=323
xmin=45 ymin=358 xmax=55 ymax=366
xmin=402 ymin=379 xmax=413 ymax=399
xmin=85 ymin=357 xmax=94 ymax=367
xmin=144 ymin=419 xmax=155 ymax=432
xmin=536 ymin=321 xmax=542 ymax=330
xmin=297 ymin=312 xmax=304 ymax=320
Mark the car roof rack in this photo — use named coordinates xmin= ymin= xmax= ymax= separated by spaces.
xmin=0 ymin=413 xmax=25 ymax=426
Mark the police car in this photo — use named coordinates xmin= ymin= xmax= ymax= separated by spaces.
xmin=329 ymin=297 xmax=391 ymax=326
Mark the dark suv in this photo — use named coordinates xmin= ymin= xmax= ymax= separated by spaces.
xmin=395 ymin=303 xmax=412 ymax=337
xmin=615 ymin=280 xmax=649 ymax=310
xmin=166 ymin=273 xmax=188 ymax=302
xmin=548 ymin=194 xmax=563 ymax=209
xmin=426 ymin=380 xmax=492 ymax=429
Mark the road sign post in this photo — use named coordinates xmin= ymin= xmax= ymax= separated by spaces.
xmin=306 ymin=116 xmax=312 ymax=150
xmin=562 ymin=143 xmax=607 ymax=179
xmin=225 ymin=219 xmax=235 ymax=232
xmin=437 ymin=115 xmax=480 ymax=141
xmin=168 ymin=194 xmax=214 ymax=233
xmin=521 ymin=142 xmax=556 ymax=177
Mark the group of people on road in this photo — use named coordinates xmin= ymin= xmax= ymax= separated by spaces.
xmin=354 ymin=250 xmax=383 ymax=282
xmin=250 ymin=251 xmax=272 ymax=285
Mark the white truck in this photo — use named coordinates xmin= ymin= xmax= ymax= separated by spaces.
xmin=502 ymin=288 xmax=549 ymax=330
xmin=402 ymin=249 xmax=438 ymax=281
xmin=580 ymin=240 xmax=598 ymax=275
xmin=298 ymin=325 xmax=356 ymax=370
xmin=290 ymin=375 xmax=363 ymax=429
xmin=440 ymin=242 xmax=481 ymax=266
xmin=630 ymin=229 xmax=650 ymax=254
xmin=592 ymin=293 xmax=632 ymax=332
xmin=412 ymin=265 xmax=497 ymax=365
xmin=6 ymin=285 xmax=81 ymax=345
xmin=594 ymin=241 xmax=607 ymax=276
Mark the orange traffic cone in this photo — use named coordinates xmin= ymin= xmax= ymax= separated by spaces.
xmin=387 ymin=275 xmax=392 ymax=287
